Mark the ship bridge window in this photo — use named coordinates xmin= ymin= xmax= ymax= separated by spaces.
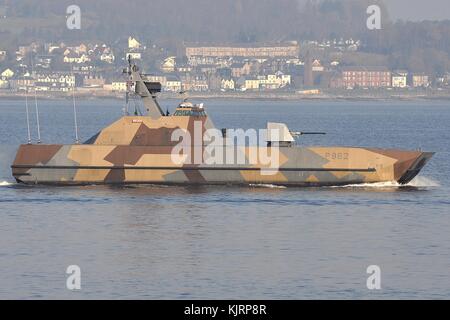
xmin=173 ymin=110 xmax=207 ymax=117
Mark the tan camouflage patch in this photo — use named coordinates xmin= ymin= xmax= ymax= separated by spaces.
xmin=306 ymin=174 xmax=320 ymax=183
xmin=74 ymin=169 xmax=111 ymax=182
xmin=68 ymin=146 xmax=115 ymax=166
xmin=240 ymin=170 xmax=288 ymax=184
xmin=124 ymin=169 xmax=178 ymax=182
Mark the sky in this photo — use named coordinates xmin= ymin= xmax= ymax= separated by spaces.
xmin=382 ymin=0 xmax=450 ymax=21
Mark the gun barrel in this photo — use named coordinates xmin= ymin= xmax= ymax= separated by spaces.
xmin=301 ymin=132 xmax=326 ymax=135
xmin=290 ymin=131 xmax=326 ymax=136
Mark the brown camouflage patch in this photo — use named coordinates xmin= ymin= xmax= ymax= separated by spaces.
xmin=183 ymin=169 xmax=207 ymax=184
xmin=104 ymin=168 xmax=125 ymax=183
xmin=130 ymin=124 xmax=182 ymax=146
xmin=13 ymin=144 xmax=63 ymax=165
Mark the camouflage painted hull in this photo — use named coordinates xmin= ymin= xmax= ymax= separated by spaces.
xmin=11 ymin=144 xmax=433 ymax=186
xmin=11 ymin=64 xmax=434 ymax=187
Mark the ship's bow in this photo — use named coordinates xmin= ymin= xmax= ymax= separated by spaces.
xmin=396 ymin=151 xmax=434 ymax=185
xmin=367 ymin=148 xmax=434 ymax=185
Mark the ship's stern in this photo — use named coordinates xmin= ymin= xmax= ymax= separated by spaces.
xmin=11 ymin=144 xmax=65 ymax=184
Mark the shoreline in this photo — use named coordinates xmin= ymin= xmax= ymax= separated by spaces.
xmin=1 ymin=90 xmax=450 ymax=102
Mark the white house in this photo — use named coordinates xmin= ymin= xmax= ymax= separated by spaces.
xmin=161 ymin=56 xmax=176 ymax=73
xmin=164 ymin=77 xmax=182 ymax=92
xmin=244 ymin=78 xmax=261 ymax=90
xmin=1 ymin=68 xmax=17 ymax=89
xmin=1 ymin=68 xmax=14 ymax=79
xmin=35 ymin=73 xmax=76 ymax=88
xmin=126 ymin=52 xmax=142 ymax=61
xmin=112 ymin=82 xmax=127 ymax=92
xmin=128 ymin=37 xmax=142 ymax=50
xmin=392 ymin=73 xmax=407 ymax=88
xmin=221 ymin=78 xmax=235 ymax=90
xmin=312 ymin=60 xmax=324 ymax=72
xmin=63 ymin=52 xmax=91 ymax=64
xmin=259 ymin=72 xmax=291 ymax=90
xmin=0 ymin=78 xmax=9 ymax=89
xmin=411 ymin=74 xmax=430 ymax=88
xmin=100 ymin=52 xmax=115 ymax=64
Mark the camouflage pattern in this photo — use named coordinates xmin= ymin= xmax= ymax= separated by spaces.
xmin=11 ymin=63 xmax=434 ymax=186
xmin=11 ymin=114 xmax=434 ymax=186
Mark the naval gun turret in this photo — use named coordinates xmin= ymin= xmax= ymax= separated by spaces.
xmin=266 ymin=122 xmax=326 ymax=147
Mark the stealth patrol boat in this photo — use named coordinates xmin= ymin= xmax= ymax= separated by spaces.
xmin=11 ymin=63 xmax=434 ymax=186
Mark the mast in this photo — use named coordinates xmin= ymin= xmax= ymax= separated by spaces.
xmin=25 ymin=88 xmax=31 ymax=144
xmin=127 ymin=58 xmax=164 ymax=119
xmin=31 ymin=56 xmax=41 ymax=144
xmin=71 ymin=64 xmax=80 ymax=144
xmin=22 ymin=65 xmax=32 ymax=144
xmin=124 ymin=83 xmax=130 ymax=115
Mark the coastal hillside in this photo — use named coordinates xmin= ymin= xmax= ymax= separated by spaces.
xmin=0 ymin=0 xmax=449 ymax=74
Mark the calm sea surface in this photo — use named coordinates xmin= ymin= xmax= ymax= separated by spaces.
xmin=0 ymin=98 xmax=449 ymax=299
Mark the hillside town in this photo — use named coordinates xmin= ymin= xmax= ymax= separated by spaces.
xmin=1 ymin=36 xmax=450 ymax=99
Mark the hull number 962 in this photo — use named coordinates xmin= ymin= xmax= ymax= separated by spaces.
xmin=325 ymin=152 xmax=349 ymax=160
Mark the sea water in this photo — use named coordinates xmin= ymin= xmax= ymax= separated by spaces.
xmin=0 ymin=98 xmax=449 ymax=299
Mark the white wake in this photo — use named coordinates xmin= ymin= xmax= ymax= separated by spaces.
xmin=249 ymin=184 xmax=287 ymax=189
xmin=331 ymin=181 xmax=401 ymax=188
xmin=0 ymin=181 xmax=13 ymax=187
xmin=406 ymin=176 xmax=440 ymax=187
xmin=332 ymin=176 xmax=440 ymax=189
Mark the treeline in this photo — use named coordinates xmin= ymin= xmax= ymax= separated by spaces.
xmin=1 ymin=0 xmax=450 ymax=74
xmin=3 ymin=0 xmax=382 ymax=42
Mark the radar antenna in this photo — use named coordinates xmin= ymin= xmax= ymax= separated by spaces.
xmin=127 ymin=58 xmax=164 ymax=119
xmin=179 ymin=90 xmax=189 ymax=102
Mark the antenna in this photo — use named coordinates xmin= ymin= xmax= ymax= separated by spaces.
xmin=124 ymin=90 xmax=129 ymax=115
xmin=22 ymin=65 xmax=31 ymax=144
xmin=31 ymin=56 xmax=41 ymax=144
xmin=33 ymin=86 xmax=41 ymax=143
xmin=71 ymin=64 xmax=80 ymax=144
xmin=179 ymin=90 xmax=189 ymax=102
xmin=25 ymin=88 xmax=31 ymax=144
xmin=125 ymin=79 xmax=131 ymax=116
xmin=122 ymin=57 xmax=132 ymax=116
